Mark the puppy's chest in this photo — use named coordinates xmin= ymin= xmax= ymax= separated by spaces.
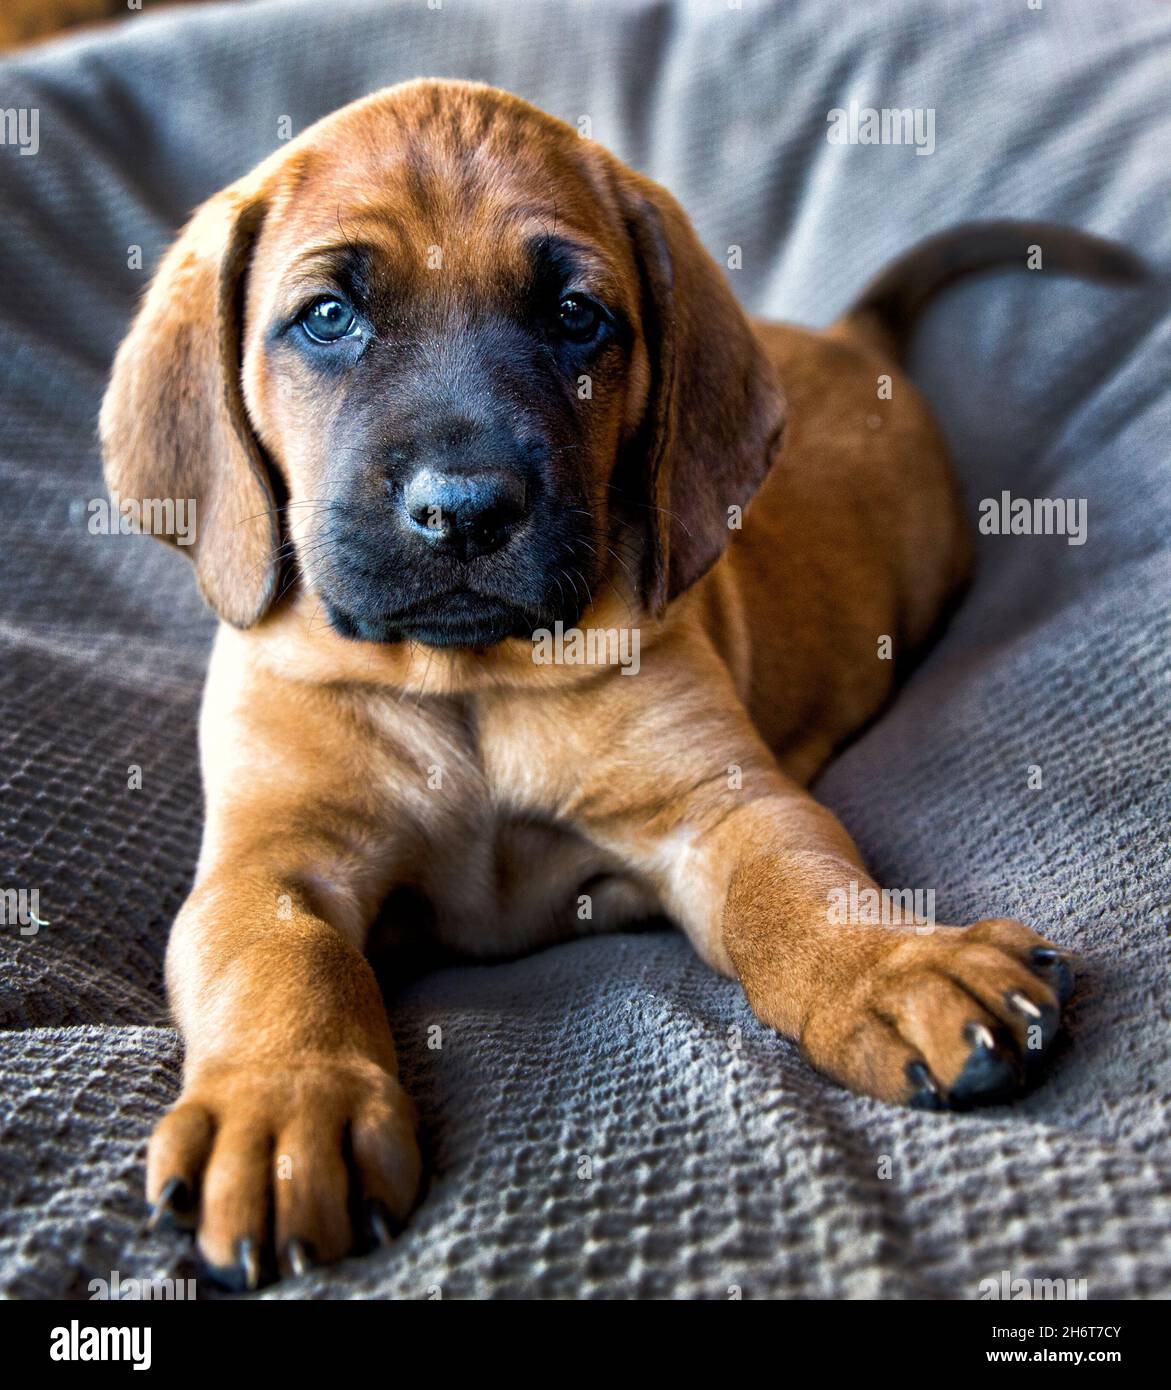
xmin=373 ymin=699 xmax=658 ymax=958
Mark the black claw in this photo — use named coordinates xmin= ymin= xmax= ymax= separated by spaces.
xmin=146 ymin=1177 xmax=195 ymax=1233
xmin=285 ymin=1238 xmax=316 ymax=1278
xmin=203 ymin=1237 xmax=263 ymax=1293
xmin=365 ymin=1198 xmax=400 ymax=1248
xmin=906 ymin=1059 xmax=947 ymax=1111
xmin=950 ymin=1023 xmax=1022 ymax=1106
xmin=1029 ymin=947 xmax=1074 ymax=1006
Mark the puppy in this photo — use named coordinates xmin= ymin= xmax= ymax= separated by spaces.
xmin=100 ymin=79 xmax=1138 ymax=1288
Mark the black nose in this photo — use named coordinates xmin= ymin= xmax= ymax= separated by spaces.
xmin=402 ymin=467 xmax=527 ymax=558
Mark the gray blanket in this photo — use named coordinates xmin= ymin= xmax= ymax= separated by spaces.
xmin=1 ymin=0 xmax=1168 ymax=1300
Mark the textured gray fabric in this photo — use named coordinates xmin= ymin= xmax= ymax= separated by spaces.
xmin=1 ymin=0 xmax=1169 ymax=1300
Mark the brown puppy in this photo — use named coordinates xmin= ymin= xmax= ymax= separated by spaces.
xmin=101 ymin=79 xmax=1133 ymax=1288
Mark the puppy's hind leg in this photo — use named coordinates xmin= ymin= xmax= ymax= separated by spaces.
xmin=478 ymin=818 xmax=660 ymax=957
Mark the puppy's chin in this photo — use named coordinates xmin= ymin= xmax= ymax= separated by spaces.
xmin=322 ymin=592 xmax=539 ymax=650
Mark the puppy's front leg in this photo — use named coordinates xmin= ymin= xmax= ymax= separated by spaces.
xmin=146 ymin=643 xmax=420 ymax=1287
xmin=149 ymin=868 xmax=418 ymax=1287
xmin=693 ymin=787 xmax=1072 ymax=1107
xmin=555 ymin=660 xmax=1072 ymax=1109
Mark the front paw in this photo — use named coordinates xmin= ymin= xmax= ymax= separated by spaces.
xmin=800 ymin=918 xmax=1074 ymax=1108
xmin=146 ymin=1056 xmax=421 ymax=1290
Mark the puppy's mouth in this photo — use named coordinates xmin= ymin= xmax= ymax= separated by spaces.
xmin=325 ymin=590 xmax=537 ymax=649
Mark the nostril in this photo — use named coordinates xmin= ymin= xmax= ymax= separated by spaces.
xmin=402 ymin=468 xmax=526 ymax=553
xmin=403 ymin=471 xmax=449 ymax=533
xmin=476 ymin=473 xmax=526 ymax=525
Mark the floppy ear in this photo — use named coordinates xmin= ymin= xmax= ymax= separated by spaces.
xmin=616 ymin=172 xmax=785 ymax=612
xmin=99 ymin=184 xmax=280 ymax=628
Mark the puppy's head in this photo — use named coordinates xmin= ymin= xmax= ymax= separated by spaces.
xmin=101 ymin=81 xmax=783 ymax=647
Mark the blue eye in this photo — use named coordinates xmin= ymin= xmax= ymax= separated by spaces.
xmin=300 ymin=297 xmax=357 ymax=343
xmin=557 ymin=295 xmax=602 ymax=343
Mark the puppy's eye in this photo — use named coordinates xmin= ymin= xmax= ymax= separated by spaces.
xmin=557 ymin=294 xmax=603 ymax=344
xmin=299 ymin=296 xmax=357 ymax=344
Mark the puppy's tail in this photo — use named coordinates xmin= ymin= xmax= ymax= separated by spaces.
xmin=846 ymin=220 xmax=1146 ymax=357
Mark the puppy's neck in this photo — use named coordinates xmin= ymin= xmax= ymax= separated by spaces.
xmin=241 ymin=584 xmax=654 ymax=699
